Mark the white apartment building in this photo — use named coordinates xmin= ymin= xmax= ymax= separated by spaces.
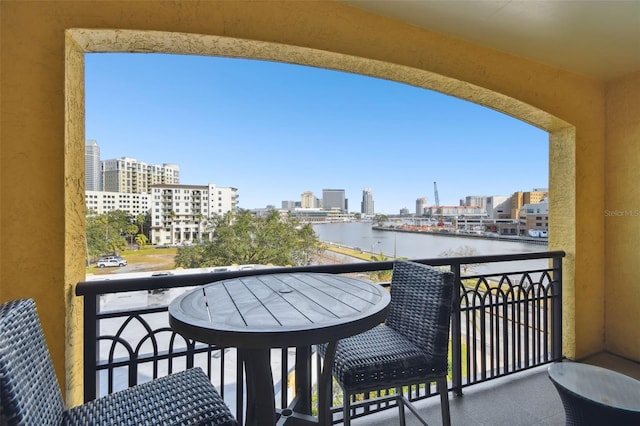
xmin=85 ymin=190 xmax=150 ymax=216
xmin=150 ymin=184 xmax=238 ymax=245
xmin=102 ymin=157 xmax=180 ymax=194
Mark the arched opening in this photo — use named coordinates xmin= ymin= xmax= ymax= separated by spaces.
xmin=65 ymin=28 xmax=576 ymax=401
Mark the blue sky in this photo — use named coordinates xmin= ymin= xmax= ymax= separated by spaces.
xmin=85 ymin=53 xmax=548 ymax=214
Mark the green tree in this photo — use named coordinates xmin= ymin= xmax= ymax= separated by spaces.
xmin=175 ymin=210 xmax=320 ymax=268
xmin=125 ymin=224 xmax=139 ymax=246
xmin=136 ymin=213 xmax=149 ymax=238
xmin=85 ymin=210 xmax=130 ymax=259
xmin=369 ymin=253 xmax=393 ymax=282
xmin=374 ymin=214 xmax=389 ymax=226
xmin=134 ymin=233 xmax=149 ymax=249
xmin=86 ymin=213 xmax=111 ymax=258
xmin=174 ymin=244 xmax=206 ymax=269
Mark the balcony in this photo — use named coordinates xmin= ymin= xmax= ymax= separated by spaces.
xmin=74 ymin=251 xmax=602 ymax=424
xmin=354 ymin=352 xmax=640 ymax=425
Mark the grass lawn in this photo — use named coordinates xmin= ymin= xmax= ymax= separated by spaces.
xmin=322 ymin=244 xmax=375 ymax=261
xmin=87 ymin=247 xmax=178 ymax=275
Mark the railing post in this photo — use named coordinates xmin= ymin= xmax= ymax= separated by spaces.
xmin=236 ymin=349 xmax=245 ymax=425
xmin=450 ymin=262 xmax=463 ymax=397
xmin=83 ymin=294 xmax=99 ymax=402
xmin=552 ymin=255 xmax=563 ymax=360
xmin=294 ymin=345 xmax=312 ymax=415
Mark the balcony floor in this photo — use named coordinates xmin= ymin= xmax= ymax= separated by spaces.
xmin=348 ymin=353 xmax=640 ymax=426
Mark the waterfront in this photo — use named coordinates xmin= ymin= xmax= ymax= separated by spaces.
xmin=312 ymin=221 xmax=550 ymax=275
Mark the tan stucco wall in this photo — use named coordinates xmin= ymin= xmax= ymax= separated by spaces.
xmin=604 ymin=71 xmax=640 ymax=360
xmin=2 ymin=0 xmax=627 ymax=405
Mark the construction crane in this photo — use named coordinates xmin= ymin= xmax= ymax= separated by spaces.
xmin=433 ymin=181 xmax=445 ymax=226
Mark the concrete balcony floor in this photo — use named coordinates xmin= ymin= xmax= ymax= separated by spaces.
xmin=349 ymin=353 xmax=640 ymax=426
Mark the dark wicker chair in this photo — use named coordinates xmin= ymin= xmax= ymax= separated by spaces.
xmin=319 ymin=260 xmax=455 ymax=426
xmin=0 ymin=298 xmax=237 ymax=426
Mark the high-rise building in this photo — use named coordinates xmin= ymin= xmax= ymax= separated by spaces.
xmin=102 ymin=157 xmax=180 ymax=194
xmin=361 ymin=188 xmax=374 ymax=215
xmin=322 ymin=189 xmax=346 ymax=212
xmin=149 ymin=183 xmax=237 ymax=245
xmin=301 ymin=191 xmax=317 ymax=208
xmin=85 ymin=140 xmax=101 ymax=191
xmin=415 ymin=197 xmax=428 ymax=216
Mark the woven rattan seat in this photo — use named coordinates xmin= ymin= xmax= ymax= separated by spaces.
xmin=319 ymin=261 xmax=454 ymax=426
xmin=0 ymin=298 xmax=237 ymax=426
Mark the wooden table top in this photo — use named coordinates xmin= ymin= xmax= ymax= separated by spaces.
xmin=169 ymin=272 xmax=390 ymax=348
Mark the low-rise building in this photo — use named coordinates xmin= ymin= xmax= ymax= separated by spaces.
xmin=519 ymin=199 xmax=549 ymax=235
xmin=85 ymin=190 xmax=150 ymax=216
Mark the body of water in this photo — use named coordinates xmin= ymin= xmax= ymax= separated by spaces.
xmin=312 ymin=222 xmax=549 ymax=275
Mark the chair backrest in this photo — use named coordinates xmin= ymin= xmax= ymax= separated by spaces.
xmin=0 ymin=298 xmax=65 ymax=426
xmin=386 ymin=261 xmax=455 ymax=372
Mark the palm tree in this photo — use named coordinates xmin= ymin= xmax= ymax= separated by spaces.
xmin=125 ymin=224 xmax=138 ymax=246
xmin=136 ymin=213 xmax=147 ymax=237
xmin=134 ymin=234 xmax=148 ymax=250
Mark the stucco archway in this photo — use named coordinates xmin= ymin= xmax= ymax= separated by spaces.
xmin=65 ymin=28 xmax=575 ymax=402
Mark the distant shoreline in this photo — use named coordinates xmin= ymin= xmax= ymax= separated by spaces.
xmin=372 ymin=226 xmax=548 ymax=246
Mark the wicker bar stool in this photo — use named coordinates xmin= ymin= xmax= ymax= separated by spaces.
xmin=0 ymin=298 xmax=237 ymax=426
xmin=319 ymin=261 xmax=455 ymax=426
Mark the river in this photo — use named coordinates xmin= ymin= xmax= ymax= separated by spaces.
xmin=312 ymin=222 xmax=549 ymax=275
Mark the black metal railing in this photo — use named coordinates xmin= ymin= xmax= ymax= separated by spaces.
xmin=76 ymin=251 xmax=564 ymax=423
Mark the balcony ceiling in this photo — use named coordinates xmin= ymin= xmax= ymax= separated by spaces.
xmin=342 ymin=0 xmax=640 ymax=81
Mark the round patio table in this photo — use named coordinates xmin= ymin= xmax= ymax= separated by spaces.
xmin=548 ymin=362 xmax=640 ymax=425
xmin=169 ymin=272 xmax=390 ymax=426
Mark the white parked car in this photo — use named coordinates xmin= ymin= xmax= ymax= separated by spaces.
xmin=96 ymin=257 xmax=127 ymax=268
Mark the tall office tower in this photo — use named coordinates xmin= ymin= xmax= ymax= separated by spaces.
xmin=102 ymin=157 xmax=180 ymax=194
xmin=322 ymin=189 xmax=346 ymax=212
xmin=85 ymin=140 xmax=101 ymax=191
xmin=301 ymin=191 xmax=316 ymax=208
xmin=415 ymin=197 xmax=428 ymax=216
xmin=361 ymin=188 xmax=374 ymax=215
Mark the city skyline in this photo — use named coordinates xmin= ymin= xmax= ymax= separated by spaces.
xmin=85 ymin=53 xmax=548 ymax=214
xmin=87 ymin=141 xmax=545 ymax=215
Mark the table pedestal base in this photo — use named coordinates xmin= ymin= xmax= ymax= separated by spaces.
xmin=241 ymin=344 xmax=337 ymax=426
xmin=241 ymin=348 xmax=277 ymax=426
